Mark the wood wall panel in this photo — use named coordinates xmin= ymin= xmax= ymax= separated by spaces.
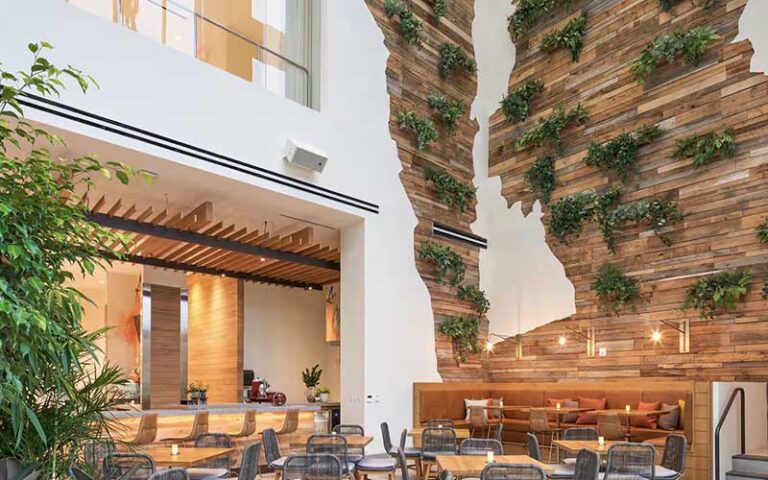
xmin=149 ymin=284 xmax=182 ymax=408
xmin=187 ymin=273 xmax=244 ymax=403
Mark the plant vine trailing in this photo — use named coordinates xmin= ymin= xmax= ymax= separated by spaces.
xmin=694 ymin=0 xmax=720 ymax=12
xmin=630 ymin=26 xmax=720 ymax=83
xmin=585 ymin=124 xmax=663 ymax=182
xmin=546 ymin=190 xmax=596 ymax=244
xmin=540 ymin=14 xmax=587 ymax=63
xmin=384 ymin=0 xmax=423 ymax=47
xmin=507 ymin=0 xmax=572 ymax=39
xmin=439 ymin=315 xmax=481 ymax=363
xmin=591 ymin=263 xmax=640 ymax=315
xmin=516 ymin=104 xmax=589 ymax=155
xmin=657 ymin=0 xmax=682 ymax=10
xmin=427 ymin=94 xmax=466 ymax=134
xmin=433 ymin=0 xmax=447 ymax=22
xmin=524 ymin=156 xmax=557 ymax=205
xmin=672 ymin=127 xmax=735 ymax=168
xmin=425 ymin=167 xmax=477 ymax=212
xmin=419 ymin=241 xmax=466 ymax=285
xmin=397 ymin=111 xmax=438 ymax=150
xmin=458 ymin=285 xmax=491 ymax=316
xmin=501 ymin=79 xmax=544 ymax=123
xmin=763 ymin=280 xmax=768 ymax=300
xmin=682 ymin=269 xmax=751 ymax=319
xmin=438 ymin=42 xmax=477 ymax=79
xmin=756 ymin=216 xmax=768 ymax=244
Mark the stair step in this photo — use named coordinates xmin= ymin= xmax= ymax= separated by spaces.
xmin=727 ymin=471 xmax=768 ymax=480
xmin=734 ymin=455 xmax=768 ymax=474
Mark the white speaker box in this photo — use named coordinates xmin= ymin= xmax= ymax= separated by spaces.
xmin=283 ymin=139 xmax=328 ymax=173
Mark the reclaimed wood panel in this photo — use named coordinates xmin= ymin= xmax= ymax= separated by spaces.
xmin=150 ymin=285 xmax=182 ymax=408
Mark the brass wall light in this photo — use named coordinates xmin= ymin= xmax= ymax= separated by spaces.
xmin=651 ymin=319 xmax=690 ymax=353
xmin=487 ymin=333 xmax=523 ymax=360
xmin=560 ymin=326 xmax=596 ymax=357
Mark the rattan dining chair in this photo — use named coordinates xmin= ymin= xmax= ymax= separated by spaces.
xmin=572 ymin=448 xmax=600 ymax=480
xmin=426 ymin=419 xmax=455 ymax=428
xmin=562 ymin=428 xmax=599 ymax=464
xmin=149 ymin=468 xmax=190 ymax=480
xmin=306 ymin=434 xmax=353 ymax=477
xmin=283 ymin=453 xmax=343 ymax=480
xmin=420 ymin=427 xmax=457 ymax=480
xmin=605 ymin=442 xmax=655 ymax=480
xmin=236 ymin=442 xmax=262 ymax=480
xmin=658 ymin=434 xmax=687 ymax=480
xmin=480 ymin=463 xmax=546 ymax=480
xmin=469 ymin=406 xmax=491 ymax=438
xmin=263 ymin=428 xmax=288 ymax=480
xmin=162 ymin=411 xmax=209 ymax=444
xmin=332 ymin=424 xmax=365 ymax=459
xmin=529 ymin=408 xmax=562 ymax=463
xmin=459 ymin=438 xmax=504 ymax=456
xmin=186 ymin=433 xmax=233 ymax=480
xmin=103 ymin=452 xmax=156 ymax=480
xmin=82 ymin=439 xmax=116 ymax=471
xmin=125 ymin=413 xmax=158 ymax=446
xmin=597 ymin=413 xmax=625 ymax=441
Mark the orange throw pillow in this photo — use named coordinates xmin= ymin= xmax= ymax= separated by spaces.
xmin=576 ymin=397 xmax=606 ymax=425
xmin=632 ymin=401 xmax=661 ymax=429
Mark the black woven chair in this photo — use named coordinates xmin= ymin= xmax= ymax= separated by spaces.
xmin=605 ymin=443 xmax=655 ymax=480
xmin=283 ymin=453 xmax=343 ymax=480
xmin=658 ymin=434 xmax=687 ymax=479
xmin=103 ymin=452 xmax=156 ymax=480
xmin=480 ymin=463 xmax=546 ymax=480
xmin=439 ymin=470 xmax=454 ymax=480
xmin=238 ymin=442 xmax=262 ymax=480
xmin=526 ymin=433 xmax=541 ymax=461
xmin=262 ymin=428 xmax=288 ymax=480
xmin=459 ymin=438 xmax=504 ymax=456
xmin=421 ymin=427 xmax=457 ymax=480
xmin=149 ymin=468 xmax=190 ymax=480
xmin=396 ymin=449 xmax=411 ymax=480
xmin=572 ymin=449 xmax=600 ymax=480
xmin=306 ymin=434 xmax=353 ymax=475
xmin=426 ymin=419 xmax=455 ymax=429
xmin=398 ymin=429 xmax=423 ymax=458
xmin=562 ymin=428 xmax=599 ymax=464
xmin=186 ymin=433 xmax=232 ymax=480
xmin=82 ymin=439 xmax=116 ymax=473
xmin=332 ymin=424 xmax=365 ymax=459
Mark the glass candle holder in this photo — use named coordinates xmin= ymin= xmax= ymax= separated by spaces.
xmin=486 ymin=451 xmax=494 ymax=463
xmin=598 ymin=436 xmax=605 ymax=447
xmin=171 ymin=444 xmax=179 ymax=456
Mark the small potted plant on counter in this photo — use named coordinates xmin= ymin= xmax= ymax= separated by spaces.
xmin=317 ymin=387 xmax=331 ymax=403
xmin=188 ymin=380 xmax=209 ymax=405
xmin=301 ymin=364 xmax=323 ymax=402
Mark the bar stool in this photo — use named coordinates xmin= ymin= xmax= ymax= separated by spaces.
xmin=228 ymin=410 xmax=257 ymax=456
xmin=275 ymin=409 xmax=300 ymax=449
xmin=162 ymin=411 xmax=209 ymax=444
xmin=125 ymin=413 xmax=158 ymax=446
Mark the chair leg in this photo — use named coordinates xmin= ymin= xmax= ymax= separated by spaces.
xmin=275 ymin=470 xmax=282 ymax=480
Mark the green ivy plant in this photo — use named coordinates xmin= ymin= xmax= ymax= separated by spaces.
xmin=397 ymin=111 xmax=439 ymax=150
xmin=672 ymin=127 xmax=735 ymax=168
xmin=439 ymin=315 xmax=481 ymax=363
xmin=458 ymin=285 xmax=491 ymax=316
xmin=547 ymin=191 xmax=597 ymax=244
xmin=425 ymin=167 xmax=477 ymax=212
xmin=585 ymin=124 xmax=663 ymax=182
xmin=524 ymin=156 xmax=557 ymax=205
xmin=419 ymin=241 xmax=466 ymax=285
xmin=591 ymin=263 xmax=640 ymax=314
xmin=540 ymin=14 xmax=588 ymax=63
xmin=501 ymin=79 xmax=545 ymax=123
xmin=682 ymin=269 xmax=751 ymax=319
xmin=756 ymin=217 xmax=768 ymax=244
xmin=507 ymin=0 xmax=572 ymax=39
xmin=694 ymin=0 xmax=720 ymax=12
xmin=438 ymin=42 xmax=477 ymax=79
xmin=427 ymin=94 xmax=466 ymax=133
xmin=762 ymin=280 xmax=768 ymax=300
xmin=516 ymin=104 xmax=589 ymax=155
xmin=597 ymin=197 xmax=683 ymax=253
xmin=384 ymin=0 xmax=423 ymax=46
xmin=433 ymin=0 xmax=447 ymax=22
xmin=630 ymin=27 xmax=720 ymax=83
xmin=658 ymin=0 xmax=682 ymax=10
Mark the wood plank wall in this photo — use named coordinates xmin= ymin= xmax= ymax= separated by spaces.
xmin=187 ymin=273 xmax=244 ymax=403
xmin=364 ymin=0 xmax=486 ymax=380
xmin=149 ymin=284 xmax=182 ymax=408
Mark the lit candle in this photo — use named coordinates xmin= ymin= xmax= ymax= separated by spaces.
xmin=598 ymin=436 xmax=605 ymax=447
xmin=487 ymin=451 xmax=495 ymax=463
xmin=499 ymin=399 xmax=504 ymax=407
xmin=625 ymin=404 xmax=631 ymax=414
xmin=556 ymin=403 xmax=561 ymax=411
xmin=438 ymin=424 xmax=443 ymax=428
xmin=171 ymin=444 xmax=179 ymax=456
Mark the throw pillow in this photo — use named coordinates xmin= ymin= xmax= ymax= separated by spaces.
xmin=576 ymin=397 xmax=606 ymax=424
xmin=465 ymin=398 xmax=488 ymax=420
xmin=632 ymin=401 xmax=660 ymax=429
xmin=658 ymin=403 xmax=681 ymax=430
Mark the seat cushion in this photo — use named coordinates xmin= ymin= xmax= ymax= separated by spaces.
xmin=186 ymin=468 xmax=229 ymax=480
xmin=388 ymin=447 xmax=422 ymax=457
xmin=347 ymin=454 xmax=364 ymax=463
xmin=270 ymin=456 xmax=287 ymax=469
xmin=356 ymin=456 xmax=397 ymax=471
xmin=655 ymin=465 xmax=680 ymax=478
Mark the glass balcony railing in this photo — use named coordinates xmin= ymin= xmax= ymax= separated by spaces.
xmin=67 ymin=0 xmax=313 ymax=107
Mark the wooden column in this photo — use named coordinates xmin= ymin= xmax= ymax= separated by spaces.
xmin=145 ymin=284 xmax=183 ymax=408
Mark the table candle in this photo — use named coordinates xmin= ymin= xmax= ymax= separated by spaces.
xmin=487 ymin=451 xmax=494 ymax=463
xmin=437 ymin=424 xmax=443 ymax=428
xmin=556 ymin=402 xmax=561 ymax=410
xmin=598 ymin=436 xmax=605 ymax=447
xmin=625 ymin=405 xmax=631 ymax=413
xmin=171 ymin=444 xmax=179 ymax=456
xmin=499 ymin=399 xmax=504 ymax=407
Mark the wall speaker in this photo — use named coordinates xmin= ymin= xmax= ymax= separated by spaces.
xmin=283 ymin=139 xmax=328 ymax=173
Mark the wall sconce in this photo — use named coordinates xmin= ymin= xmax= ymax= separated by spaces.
xmin=651 ymin=319 xmax=690 ymax=353
xmin=487 ymin=333 xmax=523 ymax=360
xmin=561 ymin=326 xmax=596 ymax=358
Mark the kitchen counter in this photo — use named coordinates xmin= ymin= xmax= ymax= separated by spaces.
xmin=106 ymin=402 xmax=321 ymax=419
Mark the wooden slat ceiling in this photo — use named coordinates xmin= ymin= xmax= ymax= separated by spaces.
xmin=88 ymin=195 xmax=340 ymax=289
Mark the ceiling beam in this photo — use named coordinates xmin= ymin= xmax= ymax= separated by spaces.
xmin=88 ymin=212 xmax=340 ymax=271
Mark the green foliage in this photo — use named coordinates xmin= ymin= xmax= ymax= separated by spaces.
xmin=672 ymin=128 xmax=735 ymax=168
xmin=0 ymin=43 xmax=148 ymax=478
xmin=591 ymin=263 xmax=640 ymax=314
xmin=507 ymin=0 xmax=572 ymax=39
xmin=439 ymin=316 xmax=481 ymax=363
xmin=419 ymin=242 xmax=466 ymax=285
xmin=524 ymin=156 xmax=557 ymax=205
xmin=301 ymin=364 xmax=323 ymax=387
xmin=630 ymin=27 xmax=720 ymax=83
xmin=540 ymin=15 xmax=588 ymax=62
xmin=384 ymin=0 xmax=423 ymax=46
xmin=547 ymin=191 xmax=597 ymax=244
xmin=682 ymin=270 xmax=751 ymax=319
xmin=458 ymin=285 xmax=491 ymax=316
xmin=427 ymin=94 xmax=466 ymax=133
xmin=598 ymin=197 xmax=683 ymax=253
xmin=397 ymin=111 xmax=439 ymax=150
xmin=501 ymin=79 xmax=545 ymax=123
xmin=585 ymin=124 xmax=663 ymax=182
xmin=762 ymin=280 xmax=768 ymax=300
xmin=756 ymin=217 xmax=768 ymax=244
xmin=433 ymin=0 xmax=447 ymax=22
xmin=658 ymin=0 xmax=683 ymax=11
xmin=515 ymin=104 xmax=589 ymax=155
xmin=187 ymin=380 xmax=209 ymax=393
xmin=425 ymin=167 xmax=476 ymax=212
xmin=694 ymin=0 xmax=720 ymax=12
xmin=438 ymin=42 xmax=477 ymax=79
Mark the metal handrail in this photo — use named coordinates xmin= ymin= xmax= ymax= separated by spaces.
xmin=714 ymin=387 xmax=745 ymax=480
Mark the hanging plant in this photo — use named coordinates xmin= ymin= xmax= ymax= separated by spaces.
xmin=524 ymin=156 xmax=557 ymax=205
xmin=756 ymin=217 xmax=768 ymax=244
xmin=516 ymin=104 xmax=589 ymax=155
xmin=682 ymin=269 xmax=751 ymax=319
xmin=762 ymin=280 xmax=768 ymax=300
xmin=384 ymin=0 xmax=423 ymax=46
xmin=546 ymin=191 xmax=597 ymax=244
xmin=540 ymin=14 xmax=588 ymax=63
xmin=458 ymin=285 xmax=491 ymax=316
xmin=419 ymin=241 xmax=466 ymax=285
xmin=591 ymin=263 xmax=640 ymax=315
xmin=658 ymin=0 xmax=683 ymax=10
xmin=397 ymin=111 xmax=439 ymax=150
xmin=438 ymin=42 xmax=477 ymax=79
xmin=630 ymin=27 xmax=720 ymax=83
xmin=425 ymin=167 xmax=477 ymax=212
xmin=597 ymin=197 xmax=683 ymax=253
xmin=433 ymin=0 xmax=447 ymax=22
xmin=672 ymin=127 xmax=735 ymax=168
xmin=585 ymin=124 xmax=663 ymax=182
xmin=427 ymin=94 xmax=466 ymax=133
xmin=694 ymin=0 xmax=720 ymax=12
xmin=501 ymin=79 xmax=545 ymax=123
xmin=439 ymin=315 xmax=481 ymax=363
xmin=507 ymin=0 xmax=572 ymax=39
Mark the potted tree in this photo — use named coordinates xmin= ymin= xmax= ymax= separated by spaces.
xmin=301 ymin=365 xmax=323 ymax=402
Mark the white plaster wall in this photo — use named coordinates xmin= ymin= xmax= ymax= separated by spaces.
xmin=737 ymin=1 xmax=768 ymax=73
xmin=471 ymin=2 xmax=575 ymax=341
xmin=0 ymin=0 xmax=439 ymax=446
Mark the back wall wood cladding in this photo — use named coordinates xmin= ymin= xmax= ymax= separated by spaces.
xmin=148 ymin=284 xmax=182 ymax=408
xmin=365 ymin=0 xmax=485 ymax=380
xmin=187 ymin=273 xmax=244 ymax=404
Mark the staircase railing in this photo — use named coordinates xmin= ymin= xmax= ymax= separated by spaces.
xmin=714 ymin=387 xmax=745 ymax=480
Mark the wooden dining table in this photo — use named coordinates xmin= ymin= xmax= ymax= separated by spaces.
xmin=409 ymin=428 xmax=471 ymax=439
xmin=436 ymin=455 xmax=555 ymax=477
xmin=554 ymin=437 xmax=666 ymax=454
xmin=288 ymin=434 xmax=374 ymax=449
xmin=140 ymin=447 xmax=235 ymax=468
xmin=500 ymin=406 xmax=594 ymax=429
